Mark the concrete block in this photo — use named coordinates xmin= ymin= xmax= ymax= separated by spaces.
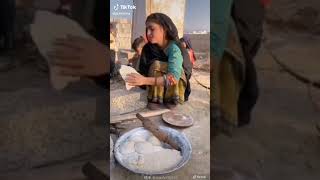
xmin=110 ymin=87 xmax=147 ymax=116
xmin=0 ymin=86 xmax=106 ymax=172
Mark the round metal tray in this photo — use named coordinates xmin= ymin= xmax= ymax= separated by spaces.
xmin=162 ymin=112 xmax=194 ymax=127
xmin=114 ymin=127 xmax=192 ymax=175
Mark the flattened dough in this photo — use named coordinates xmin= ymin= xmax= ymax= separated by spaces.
xmin=119 ymin=65 xmax=141 ymax=90
xmin=30 ymin=11 xmax=93 ymax=90
xmin=120 ymin=133 xmax=182 ymax=173
xmin=129 ymin=135 xmax=146 ymax=142
xmin=147 ymin=135 xmax=162 ymax=146
xmin=125 ymin=153 xmax=144 ymax=168
xmin=120 ymin=141 xmax=135 ymax=154
xmin=141 ymin=149 xmax=182 ymax=172
xmin=134 ymin=142 xmax=155 ymax=154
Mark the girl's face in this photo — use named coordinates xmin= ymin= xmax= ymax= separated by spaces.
xmin=181 ymin=42 xmax=187 ymax=48
xmin=136 ymin=47 xmax=143 ymax=56
xmin=146 ymin=21 xmax=165 ymax=45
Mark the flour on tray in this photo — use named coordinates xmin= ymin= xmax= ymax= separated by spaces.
xmin=119 ymin=134 xmax=182 ymax=173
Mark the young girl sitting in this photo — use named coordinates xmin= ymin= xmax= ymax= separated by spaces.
xmin=180 ymin=35 xmax=197 ymax=66
xmin=128 ymin=36 xmax=146 ymax=70
xmin=126 ymin=13 xmax=192 ymax=110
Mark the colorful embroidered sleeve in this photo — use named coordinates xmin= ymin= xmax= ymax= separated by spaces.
xmin=165 ymin=42 xmax=183 ymax=86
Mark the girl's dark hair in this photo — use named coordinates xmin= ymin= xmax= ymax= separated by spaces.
xmin=145 ymin=13 xmax=193 ymax=85
xmin=132 ymin=36 xmax=145 ymax=51
xmin=145 ymin=13 xmax=188 ymax=60
xmin=145 ymin=13 xmax=180 ymax=42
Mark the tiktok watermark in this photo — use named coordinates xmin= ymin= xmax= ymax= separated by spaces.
xmin=114 ymin=4 xmax=136 ymax=10
xmin=112 ymin=1 xmax=136 ymax=17
xmin=143 ymin=175 xmax=178 ymax=180
xmin=192 ymin=174 xmax=209 ymax=179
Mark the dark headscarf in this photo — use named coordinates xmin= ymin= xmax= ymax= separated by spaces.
xmin=139 ymin=43 xmax=167 ymax=76
xmin=180 ymin=35 xmax=193 ymax=50
xmin=139 ymin=13 xmax=193 ymax=101
xmin=145 ymin=13 xmax=179 ymax=42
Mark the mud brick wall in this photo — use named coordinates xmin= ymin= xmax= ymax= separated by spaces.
xmin=113 ymin=19 xmax=132 ymax=50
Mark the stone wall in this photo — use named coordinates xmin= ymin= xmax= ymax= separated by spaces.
xmin=187 ymin=34 xmax=210 ymax=53
xmin=115 ymin=19 xmax=132 ymax=50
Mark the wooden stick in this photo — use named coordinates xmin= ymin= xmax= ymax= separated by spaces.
xmin=136 ymin=113 xmax=180 ymax=151
xmin=111 ymin=109 xmax=170 ymax=124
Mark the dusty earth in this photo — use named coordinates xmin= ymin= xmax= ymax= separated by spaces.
xmin=213 ymin=2 xmax=320 ymax=178
xmin=266 ymin=0 xmax=320 ymax=35
xmin=213 ymin=26 xmax=320 ymax=180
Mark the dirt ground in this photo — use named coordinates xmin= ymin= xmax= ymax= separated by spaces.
xmin=213 ymin=27 xmax=320 ymax=180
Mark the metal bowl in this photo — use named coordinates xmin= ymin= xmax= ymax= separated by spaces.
xmin=114 ymin=127 xmax=192 ymax=175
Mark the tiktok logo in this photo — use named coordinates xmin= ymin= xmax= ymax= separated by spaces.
xmin=114 ymin=4 xmax=119 ymax=11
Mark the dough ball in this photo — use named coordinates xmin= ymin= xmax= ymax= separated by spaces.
xmin=153 ymin=146 xmax=164 ymax=152
xmin=126 ymin=153 xmax=145 ymax=168
xmin=147 ymin=135 xmax=162 ymax=146
xmin=135 ymin=142 xmax=155 ymax=154
xmin=140 ymin=149 xmax=182 ymax=172
xmin=136 ymin=154 xmax=145 ymax=166
xmin=120 ymin=141 xmax=135 ymax=154
xmin=130 ymin=135 xmax=146 ymax=142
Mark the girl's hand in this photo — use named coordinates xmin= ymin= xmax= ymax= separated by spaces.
xmin=126 ymin=73 xmax=146 ymax=86
xmin=47 ymin=35 xmax=109 ymax=77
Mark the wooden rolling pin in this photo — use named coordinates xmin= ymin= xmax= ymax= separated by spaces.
xmin=111 ymin=109 xmax=170 ymax=124
xmin=136 ymin=113 xmax=181 ymax=151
